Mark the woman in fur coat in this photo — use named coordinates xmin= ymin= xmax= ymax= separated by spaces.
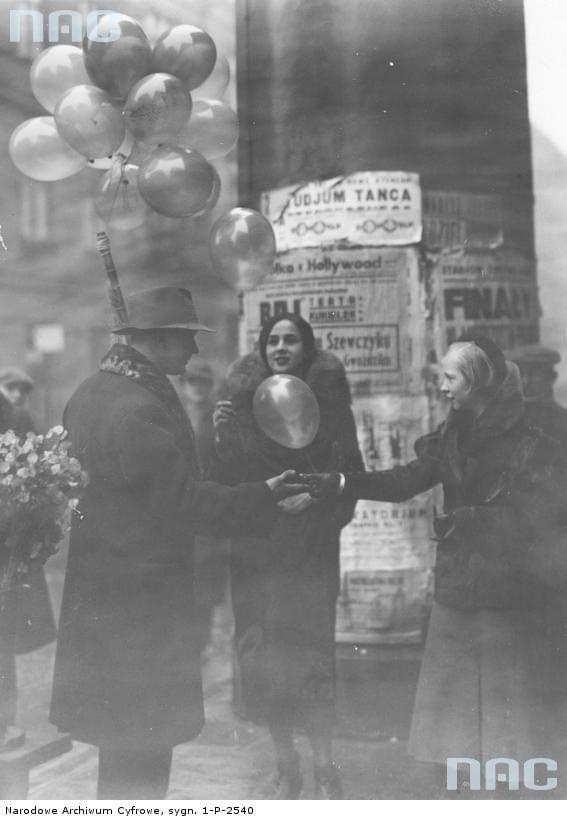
xmin=305 ymin=336 xmax=567 ymax=796
xmin=212 ymin=314 xmax=364 ymax=799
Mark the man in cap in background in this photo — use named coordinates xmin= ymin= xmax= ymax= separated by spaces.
xmin=0 ymin=366 xmax=35 ymax=436
xmin=49 ymin=286 xmax=307 ymax=799
xmin=508 ymin=344 xmax=567 ymax=452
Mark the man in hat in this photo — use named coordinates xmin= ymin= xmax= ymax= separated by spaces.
xmin=49 ymin=287 xmax=306 ymax=799
xmin=508 ymin=344 xmax=567 ymax=452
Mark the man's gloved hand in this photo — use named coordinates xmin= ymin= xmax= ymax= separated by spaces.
xmin=277 ymin=492 xmax=314 ymax=515
xmin=300 ymin=472 xmax=341 ymax=500
xmin=265 ymin=470 xmax=309 ymax=502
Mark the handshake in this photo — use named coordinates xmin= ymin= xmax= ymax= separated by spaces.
xmin=266 ymin=471 xmax=341 ymax=502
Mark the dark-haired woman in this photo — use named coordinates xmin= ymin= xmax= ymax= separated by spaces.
xmin=212 ymin=314 xmax=364 ymax=799
xmin=305 ymin=337 xmax=567 ymax=794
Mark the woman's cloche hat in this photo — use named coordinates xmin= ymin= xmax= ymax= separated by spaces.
xmin=111 ymin=287 xmax=214 ymax=334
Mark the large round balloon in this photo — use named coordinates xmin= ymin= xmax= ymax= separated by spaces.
xmin=83 ymin=14 xmax=151 ymax=100
xmin=176 ymin=98 xmax=238 ymax=160
xmin=9 ymin=116 xmax=87 ymax=181
xmin=30 ymin=45 xmax=90 ymax=113
xmin=123 ymin=73 xmax=192 ymax=144
xmin=94 ymin=162 xmax=151 ymax=230
xmin=209 ymin=208 xmax=277 ymax=291
xmin=193 ymin=53 xmax=230 ymax=100
xmin=253 ymin=375 xmax=320 ymax=449
xmin=138 ymin=146 xmax=216 ymax=218
xmin=151 ymin=25 xmax=216 ymax=90
xmin=54 ymin=84 xmax=125 ymax=159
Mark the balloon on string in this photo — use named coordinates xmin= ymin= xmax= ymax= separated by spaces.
xmin=209 ymin=208 xmax=276 ymax=292
xmin=193 ymin=54 xmax=230 ymax=100
xmin=176 ymin=98 xmax=238 ymax=160
xmin=87 ymin=130 xmax=136 ymax=170
xmin=123 ymin=73 xmax=192 ymax=145
xmin=192 ymin=165 xmax=221 ymax=217
xmin=83 ymin=13 xmax=151 ymax=100
xmin=253 ymin=375 xmax=320 ymax=450
xmin=151 ymin=25 xmax=216 ymax=90
xmin=9 ymin=116 xmax=87 ymax=181
xmin=94 ymin=162 xmax=151 ymax=230
xmin=54 ymin=84 xmax=125 ymax=159
xmin=30 ymin=45 xmax=90 ymax=113
xmin=138 ymin=145 xmax=216 ymax=218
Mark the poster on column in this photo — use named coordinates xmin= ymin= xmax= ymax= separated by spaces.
xmin=261 ymin=171 xmax=422 ymax=251
xmin=243 ymin=245 xmax=428 ymax=394
xmin=422 ymin=189 xmax=504 ymax=252
xmin=434 ymin=248 xmax=540 ymax=352
xmin=336 ymin=394 xmax=436 ymax=644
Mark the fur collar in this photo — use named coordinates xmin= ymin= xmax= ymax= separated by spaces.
xmin=450 ymin=360 xmax=525 ymax=452
xmin=440 ymin=361 xmax=525 ymax=483
xmin=225 ymin=349 xmax=352 ymax=409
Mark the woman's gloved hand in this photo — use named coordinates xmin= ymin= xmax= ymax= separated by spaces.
xmin=213 ymin=400 xmax=237 ymax=446
xmin=266 ymin=470 xmax=309 ymax=502
xmin=301 ymin=472 xmax=341 ymax=500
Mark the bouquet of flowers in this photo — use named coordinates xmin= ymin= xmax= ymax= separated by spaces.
xmin=0 ymin=425 xmax=87 ymax=588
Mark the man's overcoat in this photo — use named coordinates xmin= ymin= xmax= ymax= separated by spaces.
xmin=50 ymin=344 xmax=275 ymax=748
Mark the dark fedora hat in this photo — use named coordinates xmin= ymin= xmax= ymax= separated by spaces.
xmin=111 ymin=287 xmax=214 ymax=334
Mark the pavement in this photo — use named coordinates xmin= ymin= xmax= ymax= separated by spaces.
xmin=14 ymin=552 xmax=559 ymax=802
xmin=16 ymin=591 xmax=444 ymax=801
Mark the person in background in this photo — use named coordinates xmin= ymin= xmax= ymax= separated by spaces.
xmin=211 ymin=313 xmax=364 ymax=800
xmin=175 ymin=358 xmax=228 ymax=655
xmin=0 ymin=367 xmax=36 ymax=436
xmin=49 ymin=287 xmax=306 ymax=800
xmin=508 ymin=344 xmax=567 ymax=451
xmin=0 ymin=365 xmax=56 ymax=688
xmin=304 ymin=335 xmax=567 ymax=797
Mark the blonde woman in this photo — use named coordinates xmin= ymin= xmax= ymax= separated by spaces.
xmin=305 ymin=336 xmax=567 ymax=796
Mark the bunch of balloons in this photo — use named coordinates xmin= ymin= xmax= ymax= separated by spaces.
xmin=8 ymin=13 xmax=276 ymax=291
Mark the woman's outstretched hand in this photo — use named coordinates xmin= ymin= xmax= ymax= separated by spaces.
xmin=301 ymin=472 xmax=341 ymax=499
xmin=265 ymin=470 xmax=310 ymax=502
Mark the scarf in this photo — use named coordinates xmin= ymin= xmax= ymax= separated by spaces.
xmin=100 ymin=343 xmax=200 ymax=476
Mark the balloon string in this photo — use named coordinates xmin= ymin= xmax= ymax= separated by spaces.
xmin=104 ymin=141 xmax=136 ymax=231
xmin=104 ymin=160 xmax=125 ymax=232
